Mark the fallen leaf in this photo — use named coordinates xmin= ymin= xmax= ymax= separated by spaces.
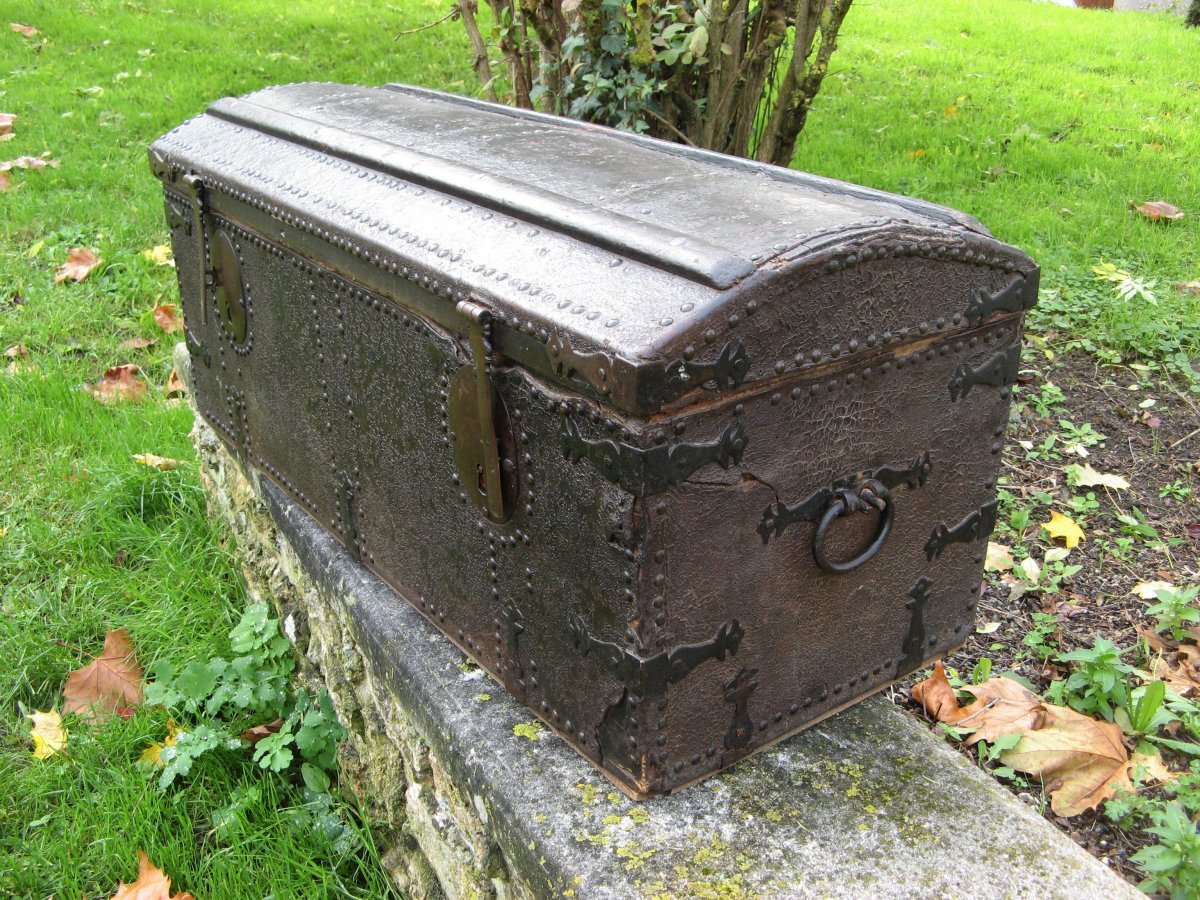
xmin=111 ymin=851 xmax=194 ymax=900
xmin=1066 ymin=463 xmax=1129 ymax=491
xmin=1000 ymin=703 xmax=1130 ymax=817
xmin=943 ymin=104 xmax=958 ymax=118
xmin=985 ymin=541 xmax=1014 ymax=572
xmin=0 ymin=172 xmax=10 ymax=192
xmin=55 ymin=247 xmax=102 ymax=284
xmin=1141 ymin=411 xmax=1163 ymax=429
xmin=1149 ymin=645 xmax=1200 ymax=697
xmin=1179 ymin=280 xmax=1200 ymax=296
xmin=912 ymin=662 xmax=1046 ymax=743
xmin=87 ymin=364 xmax=147 ymax=404
xmin=240 ymin=718 xmax=284 ymax=744
xmin=1131 ymin=200 xmax=1184 ymax=223
xmin=5 ymin=343 xmax=28 ymax=359
xmin=62 ymin=628 xmax=144 ymax=721
xmin=0 ymin=155 xmax=57 ymax=172
xmin=152 ymin=303 xmax=180 ymax=333
xmin=9 ymin=23 xmax=39 ymax=37
xmin=1127 ymin=749 xmax=1178 ymax=787
xmin=1043 ymin=511 xmax=1084 ymax=549
xmin=119 ymin=336 xmax=156 ymax=351
xmin=1132 ymin=580 xmax=1174 ymax=600
xmin=976 ymin=621 xmax=1001 ymax=635
xmin=905 ymin=148 xmax=927 ymax=159
xmin=142 ymin=244 xmax=174 ymax=266
xmin=133 ymin=452 xmax=182 ymax=471
xmin=0 ymin=113 xmax=14 ymax=137
xmin=27 ymin=709 xmax=68 ymax=760
xmin=1188 ymin=522 xmax=1200 ymax=541
xmin=140 ymin=719 xmax=181 ymax=767
xmin=1020 ymin=556 xmax=1041 ymax=583
xmin=164 ymin=368 xmax=186 ymax=398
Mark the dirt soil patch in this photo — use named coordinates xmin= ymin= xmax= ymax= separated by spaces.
xmin=895 ymin=350 xmax=1200 ymax=887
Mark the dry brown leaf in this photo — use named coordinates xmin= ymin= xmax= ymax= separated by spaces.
xmin=133 ymin=453 xmax=182 ymax=471
xmin=0 ymin=113 xmax=14 ymax=137
xmin=87 ymin=364 xmax=147 ymax=404
xmin=240 ymin=718 xmax=284 ymax=744
xmin=1180 ymin=280 xmax=1200 ymax=296
xmin=4 ymin=343 xmax=28 ymax=359
xmin=152 ymin=303 xmax=180 ymax=333
xmin=0 ymin=171 xmax=10 ymax=193
xmin=164 ymin=368 xmax=186 ymax=398
xmin=1131 ymin=200 xmax=1184 ymax=223
xmin=1000 ymin=704 xmax=1130 ymax=817
xmin=111 ymin=851 xmax=194 ymax=900
xmin=9 ymin=23 xmax=39 ymax=37
xmin=911 ymin=661 xmax=1046 ymax=743
xmin=1150 ymin=646 xmax=1200 ymax=697
xmin=1127 ymin=749 xmax=1178 ymax=787
xmin=985 ymin=541 xmax=1014 ymax=572
xmin=62 ymin=628 xmax=144 ymax=721
xmin=119 ymin=336 xmax=156 ymax=351
xmin=55 ymin=247 xmax=102 ymax=284
xmin=0 ymin=155 xmax=56 ymax=172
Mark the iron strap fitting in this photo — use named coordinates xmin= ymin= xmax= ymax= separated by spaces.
xmin=449 ymin=298 xmax=518 ymax=523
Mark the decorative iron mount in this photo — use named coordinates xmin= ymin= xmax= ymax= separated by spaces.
xmin=758 ymin=453 xmax=933 ymax=573
xmin=962 ymin=275 xmax=1037 ymax=327
xmin=570 ymin=616 xmax=744 ymax=694
xmin=562 ymin=419 xmax=748 ymax=497
xmin=948 ymin=344 xmax=1021 ymax=402
xmin=924 ymin=500 xmax=999 ymax=561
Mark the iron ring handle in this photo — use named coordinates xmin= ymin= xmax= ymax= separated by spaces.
xmin=812 ymin=484 xmax=895 ymax=574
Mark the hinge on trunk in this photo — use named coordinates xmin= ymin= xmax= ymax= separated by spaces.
xmin=449 ymin=299 xmax=519 ymax=522
xmin=179 ymin=172 xmax=211 ymax=327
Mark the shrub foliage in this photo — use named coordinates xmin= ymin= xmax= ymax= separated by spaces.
xmin=453 ymin=0 xmax=853 ymax=163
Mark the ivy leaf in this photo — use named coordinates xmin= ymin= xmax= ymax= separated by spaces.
xmin=62 ymin=628 xmax=144 ymax=721
xmin=27 ymin=709 xmax=68 ymax=760
xmin=1042 ymin=511 xmax=1085 ymax=549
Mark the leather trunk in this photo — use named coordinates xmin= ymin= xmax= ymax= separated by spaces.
xmin=149 ymin=83 xmax=1038 ymax=798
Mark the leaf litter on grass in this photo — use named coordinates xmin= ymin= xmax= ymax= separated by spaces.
xmin=62 ymin=628 xmax=144 ymax=720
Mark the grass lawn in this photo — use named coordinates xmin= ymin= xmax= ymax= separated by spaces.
xmin=0 ymin=0 xmax=1197 ymax=897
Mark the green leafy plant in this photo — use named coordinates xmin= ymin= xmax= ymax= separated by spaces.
xmin=1057 ymin=637 xmax=1135 ymax=722
xmin=1131 ymin=801 xmax=1200 ymax=899
xmin=1019 ymin=612 xmax=1060 ymax=663
xmin=1117 ymin=680 xmax=1174 ymax=737
xmin=146 ymin=603 xmax=346 ymax=787
xmin=1148 ymin=585 xmax=1200 ymax=641
xmin=1159 ymin=480 xmax=1193 ymax=502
